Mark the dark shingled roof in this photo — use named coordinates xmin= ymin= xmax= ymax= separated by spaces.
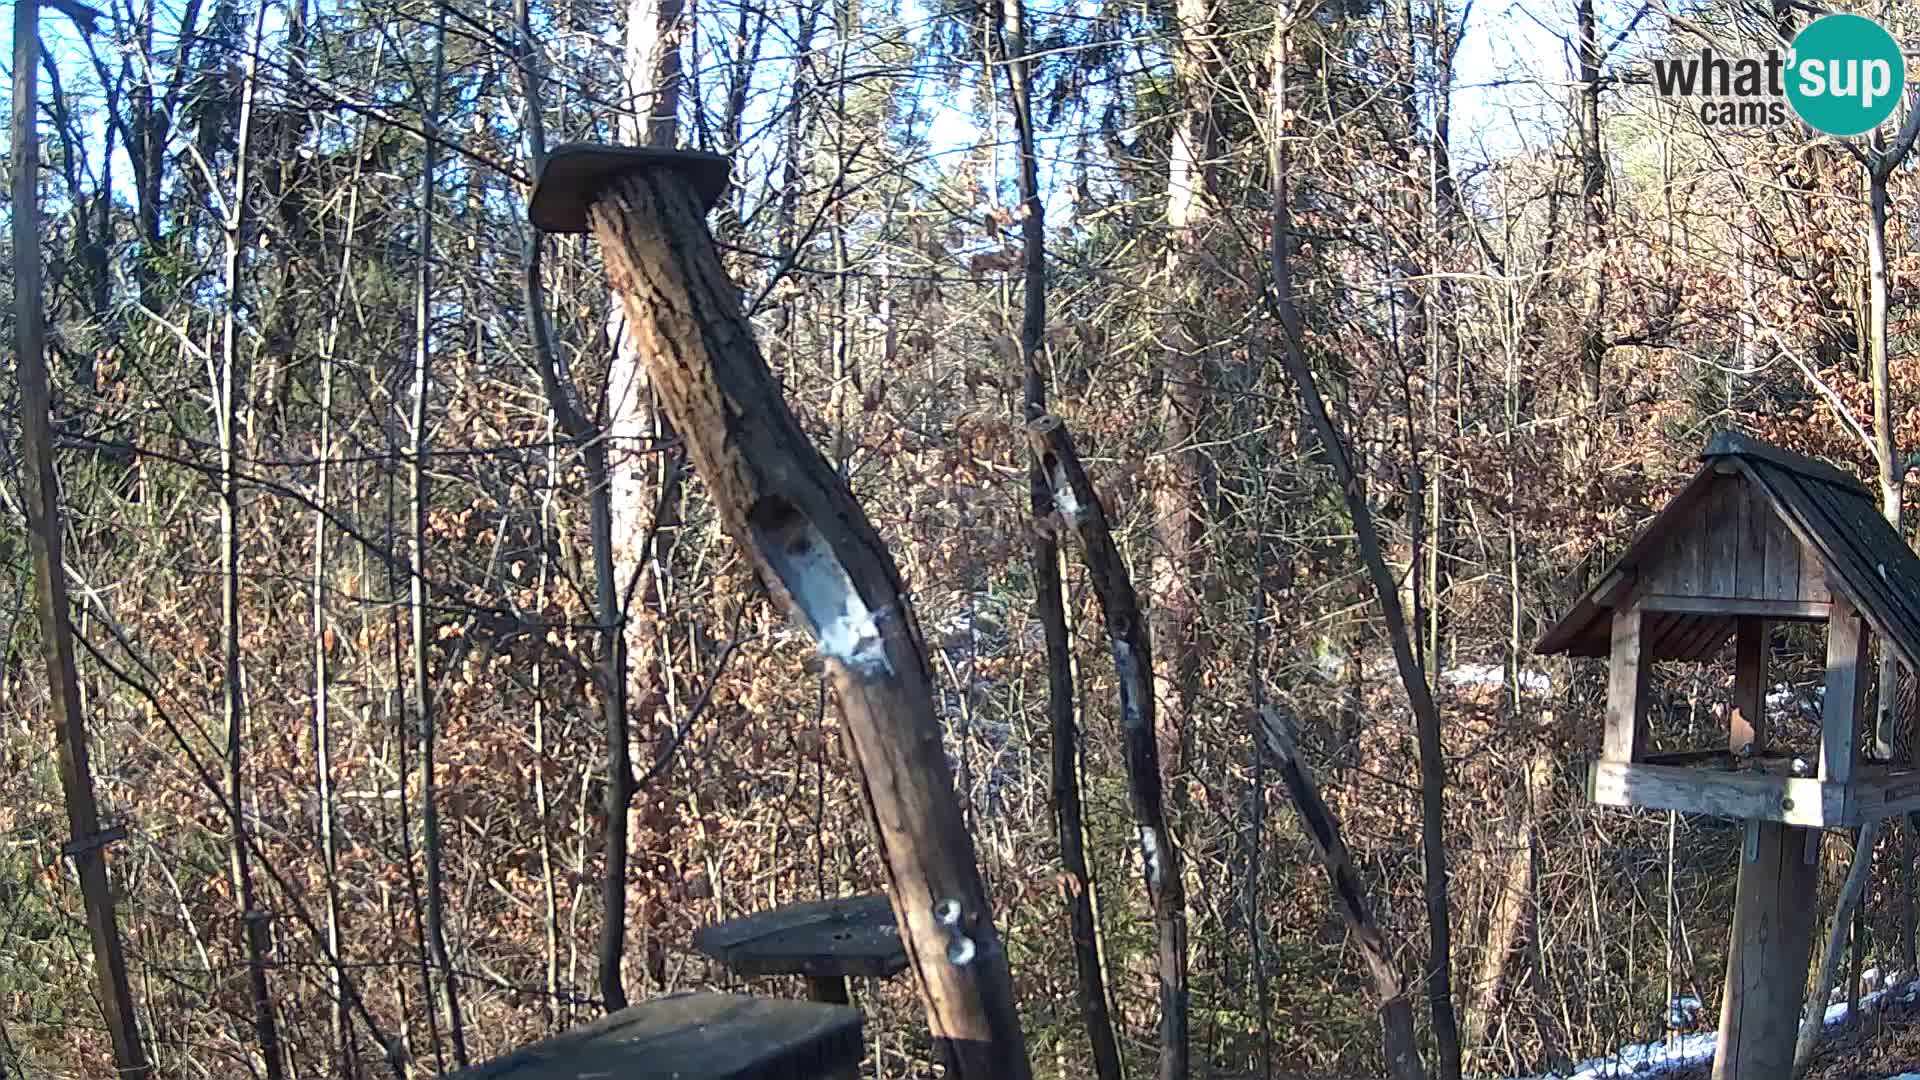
xmin=1535 ymin=431 xmax=1920 ymax=670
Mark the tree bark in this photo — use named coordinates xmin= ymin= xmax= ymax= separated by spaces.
xmin=1572 ymin=0 xmax=1607 ymax=457
xmin=1463 ymin=754 xmax=1550 ymax=1060
xmin=995 ymin=2 xmax=1122 ymax=1075
xmin=602 ymin=0 xmax=689 ymax=1005
xmin=1257 ymin=708 xmax=1425 ymax=1080
xmin=1026 ymin=414 xmax=1188 ymax=1080
xmin=1795 ymin=819 xmax=1883 ymax=1076
xmin=217 ymin=8 xmax=284 ymax=1075
xmin=581 ymin=168 xmax=1032 ymax=1078
xmin=1268 ymin=19 xmax=1462 ymax=1079
xmin=12 ymin=4 xmax=151 ymax=1075
xmin=1155 ymin=0 xmax=1216 ymax=828
xmin=410 ymin=6 xmax=468 ymax=1063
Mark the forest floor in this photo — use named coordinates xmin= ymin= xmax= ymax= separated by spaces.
xmin=1513 ymin=981 xmax=1920 ymax=1079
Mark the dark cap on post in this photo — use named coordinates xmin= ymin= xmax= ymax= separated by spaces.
xmin=527 ymin=142 xmax=731 ymax=234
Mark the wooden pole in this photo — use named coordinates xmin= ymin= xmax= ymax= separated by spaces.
xmin=12 ymin=3 xmax=152 ymax=1075
xmin=548 ymin=156 xmax=1031 ymax=1079
xmin=1715 ymin=615 xmax=1818 ymax=1079
xmin=1714 ymin=822 xmax=1821 ymax=1079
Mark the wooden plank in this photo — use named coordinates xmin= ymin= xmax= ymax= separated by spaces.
xmin=693 ymin=894 xmax=907 ymax=980
xmin=1645 ymin=610 xmax=1698 ymax=660
xmin=1731 ymin=617 xmax=1767 ymax=754
xmin=452 ymin=993 xmax=864 ymax=1080
xmin=1762 ymin=489 xmax=1801 ymax=602
xmin=1593 ymin=570 xmax=1636 ymax=607
xmin=1736 ymin=476 xmax=1770 ymax=599
xmin=1667 ymin=512 xmax=1703 ymax=597
xmin=1801 ymin=541 xmax=1833 ymax=603
xmin=1639 ymin=595 xmax=1831 ymax=620
xmin=1847 ymin=769 xmax=1920 ymax=824
xmin=1713 ymin=822 xmax=1823 ymax=1080
xmin=1702 ymin=478 xmax=1741 ymax=597
xmin=1643 ymin=748 xmax=1740 ymax=767
xmin=1587 ymin=761 xmax=1840 ymax=826
xmin=1822 ymin=595 xmax=1866 ymax=786
xmin=1605 ymin=607 xmax=1650 ymax=763
xmin=1676 ymin=616 xmax=1734 ymax=662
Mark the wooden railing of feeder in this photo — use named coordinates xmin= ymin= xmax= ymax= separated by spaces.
xmin=1536 ymin=430 xmax=1920 ymax=1080
xmin=527 ymin=143 xmax=1032 ymax=1080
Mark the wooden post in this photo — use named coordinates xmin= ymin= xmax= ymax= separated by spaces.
xmin=1821 ymin=596 xmax=1866 ymax=786
xmin=1604 ymin=606 xmax=1649 ymax=763
xmin=1730 ymin=617 xmax=1766 ymax=754
xmin=1714 ymin=822 xmax=1822 ymax=1080
xmin=532 ymin=148 xmax=1031 ymax=1079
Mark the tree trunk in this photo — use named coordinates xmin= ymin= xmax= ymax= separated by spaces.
xmin=1268 ymin=20 xmax=1462 ymax=1079
xmin=580 ymin=167 xmax=1032 ymax=1078
xmin=1795 ymin=818 xmax=1882 ymax=1076
xmin=1027 ymin=415 xmax=1189 ymax=1080
xmin=1257 ymin=708 xmax=1425 ymax=1080
xmin=410 ymin=8 xmax=468 ymax=1063
xmin=218 ymin=9 xmax=284 ymax=1075
xmin=601 ymin=0 xmax=689 ymax=1005
xmin=1156 ymin=0 xmax=1215 ymax=825
xmin=997 ymin=1 xmax=1122 ymax=1074
xmin=12 ymin=5 xmax=151 ymax=1075
xmin=1572 ymin=0 xmax=1607 ymax=457
xmin=1870 ymin=171 xmax=1901 ymax=763
xmin=1463 ymin=754 xmax=1550 ymax=1060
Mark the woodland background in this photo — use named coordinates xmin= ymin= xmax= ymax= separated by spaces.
xmin=10 ymin=0 xmax=1920 ymax=1076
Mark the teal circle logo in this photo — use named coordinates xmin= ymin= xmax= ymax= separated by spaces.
xmin=1786 ymin=14 xmax=1905 ymax=137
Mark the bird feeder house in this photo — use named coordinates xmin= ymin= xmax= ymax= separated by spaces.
xmin=1538 ymin=430 xmax=1920 ymax=1079
xmin=1538 ymin=431 xmax=1920 ymax=826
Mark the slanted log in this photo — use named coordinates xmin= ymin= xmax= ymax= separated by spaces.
xmin=551 ymin=158 xmax=1029 ymax=1078
xmin=1257 ymin=708 xmax=1424 ymax=1080
xmin=1025 ymin=413 xmax=1188 ymax=1076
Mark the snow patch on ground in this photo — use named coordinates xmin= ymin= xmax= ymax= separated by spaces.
xmin=1441 ymin=663 xmax=1552 ymax=695
xmin=1506 ymin=982 xmax=1920 ymax=1079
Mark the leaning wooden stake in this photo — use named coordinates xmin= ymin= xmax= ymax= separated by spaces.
xmin=12 ymin=3 xmax=151 ymax=1076
xmin=534 ymin=149 xmax=1031 ymax=1078
xmin=1026 ymin=414 xmax=1189 ymax=1079
xmin=1256 ymin=707 xmax=1425 ymax=1080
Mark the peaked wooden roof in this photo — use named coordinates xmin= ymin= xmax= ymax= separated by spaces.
xmin=1535 ymin=431 xmax=1920 ymax=669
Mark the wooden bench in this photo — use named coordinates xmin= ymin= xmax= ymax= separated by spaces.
xmin=693 ymin=894 xmax=908 ymax=1006
xmin=452 ymin=992 xmax=862 ymax=1080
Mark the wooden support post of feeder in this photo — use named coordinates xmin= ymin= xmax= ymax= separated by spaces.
xmin=528 ymin=144 xmax=1032 ymax=1080
xmin=1713 ymin=613 xmax=1823 ymax=1080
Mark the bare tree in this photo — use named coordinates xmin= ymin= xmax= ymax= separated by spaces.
xmin=215 ymin=5 xmax=285 ymax=1074
xmin=11 ymin=2 xmax=150 ymax=1074
xmin=410 ymin=2 xmax=469 ymax=1063
xmin=1268 ymin=13 xmax=1462 ymax=1078
xmin=991 ymin=2 xmax=1121 ymax=1075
